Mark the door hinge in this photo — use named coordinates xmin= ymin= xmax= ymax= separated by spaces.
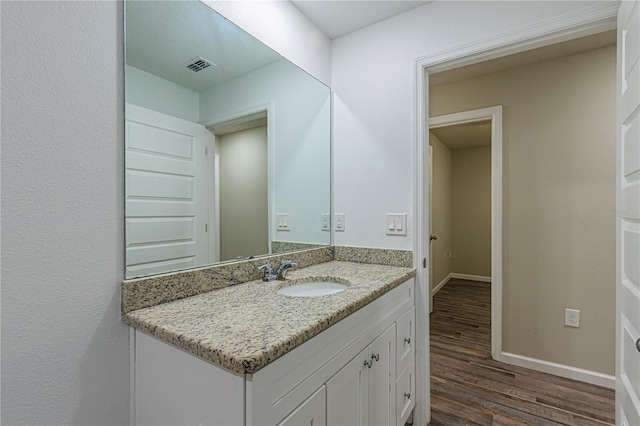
xmin=205 ymin=224 xmax=208 ymax=232
xmin=423 ymin=258 xmax=427 ymax=268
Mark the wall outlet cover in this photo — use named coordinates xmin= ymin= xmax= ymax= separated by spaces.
xmin=335 ymin=213 xmax=345 ymax=232
xmin=564 ymin=308 xmax=580 ymax=327
xmin=321 ymin=213 xmax=330 ymax=231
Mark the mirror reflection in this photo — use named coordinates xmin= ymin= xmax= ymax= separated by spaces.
xmin=125 ymin=0 xmax=331 ymax=278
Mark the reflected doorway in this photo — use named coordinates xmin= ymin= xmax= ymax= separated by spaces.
xmin=212 ymin=117 xmax=269 ymax=262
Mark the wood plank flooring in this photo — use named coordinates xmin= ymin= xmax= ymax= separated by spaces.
xmin=428 ymin=278 xmax=615 ymax=426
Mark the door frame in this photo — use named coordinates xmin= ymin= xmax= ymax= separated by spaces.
xmin=429 ymin=106 xmax=503 ymax=361
xmin=411 ymin=3 xmax=618 ymax=425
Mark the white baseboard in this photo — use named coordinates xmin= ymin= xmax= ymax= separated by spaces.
xmin=450 ymin=273 xmax=492 ymax=282
xmin=500 ymin=352 xmax=615 ymax=389
xmin=432 ymin=273 xmax=452 ymax=296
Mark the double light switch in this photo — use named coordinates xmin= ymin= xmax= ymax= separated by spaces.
xmin=386 ymin=214 xmax=407 ymax=236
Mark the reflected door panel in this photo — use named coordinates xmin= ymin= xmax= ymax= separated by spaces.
xmin=125 ymin=104 xmax=207 ymax=278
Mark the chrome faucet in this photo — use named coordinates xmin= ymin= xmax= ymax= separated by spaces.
xmin=258 ymin=260 xmax=298 ymax=281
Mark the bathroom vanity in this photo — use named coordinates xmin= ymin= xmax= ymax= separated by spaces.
xmin=123 ymin=260 xmax=416 ymax=425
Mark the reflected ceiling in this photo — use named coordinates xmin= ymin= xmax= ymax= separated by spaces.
xmin=126 ymin=1 xmax=282 ymax=92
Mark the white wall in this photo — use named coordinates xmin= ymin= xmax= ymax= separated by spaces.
xmin=200 ymin=59 xmax=331 ymax=246
xmin=331 ymin=1 xmax=602 ymax=250
xmin=125 ymin=65 xmax=200 ymax=123
xmin=204 ymin=0 xmax=332 ymax=86
xmin=1 ymin=2 xmax=129 ymax=424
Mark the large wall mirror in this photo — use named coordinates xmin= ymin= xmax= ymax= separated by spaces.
xmin=125 ymin=0 xmax=331 ymax=278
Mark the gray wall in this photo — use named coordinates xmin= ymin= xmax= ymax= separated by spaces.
xmin=1 ymin=2 xmax=129 ymax=424
xmin=452 ymin=147 xmax=492 ymax=277
xmin=218 ymin=126 xmax=269 ymax=261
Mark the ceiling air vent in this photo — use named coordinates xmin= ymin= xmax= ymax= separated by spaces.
xmin=184 ymin=57 xmax=215 ymax=73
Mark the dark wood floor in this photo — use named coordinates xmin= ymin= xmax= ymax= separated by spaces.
xmin=428 ymin=278 xmax=615 ymax=426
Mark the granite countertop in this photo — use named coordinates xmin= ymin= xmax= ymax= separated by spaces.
xmin=122 ymin=260 xmax=416 ymax=375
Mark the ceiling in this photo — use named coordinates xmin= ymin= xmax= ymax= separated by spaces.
xmin=291 ymin=0 xmax=430 ymax=39
xmin=430 ymin=121 xmax=491 ymax=151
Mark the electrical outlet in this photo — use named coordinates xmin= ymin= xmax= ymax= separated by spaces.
xmin=335 ymin=214 xmax=345 ymax=232
xmin=321 ymin=213 xmax=330 ymax=231
xmin=565 ymin=308 xmax=580 ymax=327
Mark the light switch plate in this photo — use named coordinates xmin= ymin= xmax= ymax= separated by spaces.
xmin=386 ymin=213 xmax=407 ymax=236
xmin=335 ymin=214 xmax=345 ymax=232
xmin=276 ymin=213 xmax=290 ymax=231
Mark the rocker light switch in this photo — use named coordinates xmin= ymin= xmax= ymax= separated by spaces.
xmin=277 ymin=213 xmax=290 ymax=231
xmin=386 ymin=214 xmax=407 ymax=236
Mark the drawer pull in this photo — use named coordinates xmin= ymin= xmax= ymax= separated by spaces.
xmin=371 ymin=353 xmax=380 ymax=362
xmin=404 ymin=337 xmax=411 ymax=344
xmin=364 ymin=359 xmax=373 ymax=369
xmin=404 ymin=392 xmax=411 ymax=400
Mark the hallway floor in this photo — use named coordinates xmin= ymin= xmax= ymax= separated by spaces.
xmin=428 ymin=278 xmax=615 ymax=425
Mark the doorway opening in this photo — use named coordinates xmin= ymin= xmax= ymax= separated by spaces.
xmin=411 ymin=7 xmax=620 ymax=425
xmin=425 ymin=29 xmax=617 ymax=374
xmin=213 ymin=116 xmax=269 ymax=262
xmin=428 ymin=107 xmax=502 ymax=360
xmin=424 ymin=32 xmax=617 ymax=424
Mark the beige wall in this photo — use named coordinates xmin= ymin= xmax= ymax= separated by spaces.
xmin=429 ymin=132 xmax=453 ymax=291
xmin=218 ymin=126 xmax=268 ymax=261
xmin=452 ymin=147 xmax=492 ymax=277
xmin=430 ymin=46 xmax=616 ymax=375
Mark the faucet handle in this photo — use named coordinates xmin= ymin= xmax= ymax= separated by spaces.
xmin=258 ymin=263 xmax=277 ymax=281
xmin=258 ymin=263 xmax=273 ymax=271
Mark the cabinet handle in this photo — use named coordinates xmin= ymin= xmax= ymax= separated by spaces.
xmin=371 ymin=353 xmax=380 ymax=362
xmin=364 ymin=359 xmax=373 ymax=369
xmin=404 ymin=337 xmax=411 ymax=344
xmin=404 ymin=392 xmax=411 ymax=400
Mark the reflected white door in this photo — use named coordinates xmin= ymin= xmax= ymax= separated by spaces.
xmin=616 ymin=2 xmax=640 ymax=425
xmin=125 ymin=104 xmax=207 ymax=278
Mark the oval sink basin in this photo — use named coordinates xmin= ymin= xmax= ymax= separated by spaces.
xmin=277 ymin=281 xmax=349 ymax=298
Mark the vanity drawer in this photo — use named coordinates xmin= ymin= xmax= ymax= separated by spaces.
xmin=396 ymin=306 xmax=415 ymax=377
xmin=396 ymin=361 xmax=415 ymax=426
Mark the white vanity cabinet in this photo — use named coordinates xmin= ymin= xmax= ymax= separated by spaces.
xmin=132 ymin=278 xmax=415 ymax=426
xmin=326 ymin=324 xmax=395 ymax=426
xmin=277 ymin=386 xmax=326 ymax=426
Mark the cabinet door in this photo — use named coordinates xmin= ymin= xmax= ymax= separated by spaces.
xmin=396 ymin=306 xmax=415 ymax=377
xmin=396 ymin=362 xmax=415 ymax=426
xmin=277 ymin=386 xmax=326 ymax=426
xmin=368 ymin=324 xmax=396 ymax=426
xmin=326 ymin=347 xmax=369 ymax=426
